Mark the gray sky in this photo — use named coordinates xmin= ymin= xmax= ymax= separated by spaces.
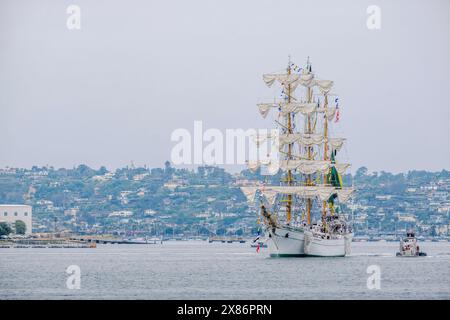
xmin=1 ymin=0 xmax=449 ymax=173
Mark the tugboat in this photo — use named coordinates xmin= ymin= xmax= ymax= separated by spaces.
xmin=396 ymin=232 xmax=427 ymax=257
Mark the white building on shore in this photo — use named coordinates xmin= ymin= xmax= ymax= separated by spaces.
xmin=0 ymin=205 xmax=32 ymax=235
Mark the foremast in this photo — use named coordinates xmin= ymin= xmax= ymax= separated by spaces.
xmin=305 ymin=58 xmax=313 ymax=225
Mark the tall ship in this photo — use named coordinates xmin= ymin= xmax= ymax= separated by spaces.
xmin=241 ymin=58 xmax=354 ymax=257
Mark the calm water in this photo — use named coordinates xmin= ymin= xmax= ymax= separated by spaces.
xmin=0 ymin=241 xmax=449 ymax=299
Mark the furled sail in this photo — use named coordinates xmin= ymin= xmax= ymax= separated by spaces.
xmin=329 ymin=138 xmax=345 ymax=151
xmin=317 ymin=106 xmax=336 ymax=121
xmin=333 ymin=163 xmax=351 ymax=175
xmin=240 ymin=186 xmax=259 ymax=204
xmin=252 ymin=132 xmax=324 ymax=148
xmin=315 ymin=79 xmax=334 ymax=94
xmin=262 ymin=71 xmax=316 ymax=93
xmin=257 ymin=103 xmax=274 ymax=119
xmin=240 ymin=186 xmax=355 ymax=204
xmin=261 ymin=186 xmax=333 ymax=201
xmin=262 ymin=189 xmax=278 ymax=204
xmin=298 ymin=72 xmax=315 ymax=87
xmin=279 ymin=102 xmax=317 ymax=116
xmin=248 ymin=158 xmax=350 ymax=176
xmin=263 ymin=73 xmax=299 ymax=87
xmin=257 ymin=102 xmax=320 ymax=118
xmin=247 ymin=160 xmax=265 ymax=172
xmin=280 ymin=160 xmax=330 ymax=174
xmin=262 ymin=73 xmax=300 ymax=93
xmin=278 ymin=133 xmax=301 ymax=145
xmin=335 ymin=188 xmax=354 ymax=203
xmin=279 ymin=133 xmax=324 ymax=147
xmin=247 ymin=159 xmax=280 ymax=175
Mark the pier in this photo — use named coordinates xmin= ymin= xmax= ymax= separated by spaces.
xmin=69 ymin=236 xmax=163 ymax=244
xmin=0 ymin=238 xmax=96 ymax=248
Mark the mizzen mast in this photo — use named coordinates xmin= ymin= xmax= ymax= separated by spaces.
xmin=322 ymin=82 xmax=329 ymax=225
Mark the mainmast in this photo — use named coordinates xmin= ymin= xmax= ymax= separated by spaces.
xmin=306 ymin=57 xmax=312 ymax=225
xmin=286 ymin=57 xmax=293 ymax=225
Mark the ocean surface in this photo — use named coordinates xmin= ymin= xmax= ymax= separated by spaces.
xmin=0 ymin=241 xmax=449 ymax=299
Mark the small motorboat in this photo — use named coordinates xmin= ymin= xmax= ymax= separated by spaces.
xmin=396 ymin=232 xmax=427 ymax=257
xmin=250 ymin=241 xmax=268 ymax=248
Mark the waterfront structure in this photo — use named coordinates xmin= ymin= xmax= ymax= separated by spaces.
xmin=0 ymin=205 xmax=32 ymax=235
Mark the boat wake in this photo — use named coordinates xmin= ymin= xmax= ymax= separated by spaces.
xmin=348 ymin=253 xmax=394 ymax=257
xmin=432 ymin=253 xmax=450 ymax=258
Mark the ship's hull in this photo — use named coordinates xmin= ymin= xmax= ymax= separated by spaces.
xmin=267 ymin=225 xmax=305 ymax=257
xmin=304 ymin=231 xmax=353 ymax=257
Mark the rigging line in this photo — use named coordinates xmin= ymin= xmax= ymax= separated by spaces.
xmin=278 ymin=151 xmax=312 ymax=159
xmin=312 ymin=93 xmax=339 ymax=97
xmin=274 ymin=120 xmax=288 ymax=130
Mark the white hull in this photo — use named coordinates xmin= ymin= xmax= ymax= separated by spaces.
xmin=304 ymin=231 xmax=352 ymax=257
xmin=267 ymin=225 xmax=305 ymax=257
xmin=396 ymin=234 xmax=426 ymax=256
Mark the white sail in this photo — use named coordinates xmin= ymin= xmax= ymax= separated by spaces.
xmin=257 ymin=102 xmax=336 ymax=119
xmin=248 ymin=158 xmax=351 ymax=176
xmin=266 ymin=161 xmax=281 ymax=175
xmin=247 ymin=158 xmax=280 ymax=175
xmin=262 ymin=189 xmax=278 ymax=204
xmin=317 ymin=106 xmax=336 ymax=121
xmin=279 ymin=102 xmax=317 ymax=116
xmin=262 ymin=186 xmax=333 ymax=201
xmin=298 ymin=133 xmax=325 ymax=146
xmin=333 ymin=163 xmax=351 ymax=175
xmin=280 ymin=160 xmax=330 ymax=174
xmin=240 ymin=186 xmax=259 ymax=204
xmin=263 ymin=73 xmax=300 ymax=88
xmin=240 ymin=186 xmax=355 ymax=203
xmin=335 ymin=188 xmax=354 ymax=203
xmin=262 ymin=71 xmax=316 ymax=93
xmin=279 ymin=133 xmax=324 ymax=147
xmin=252 ymin=132 xmax=324 ymax=148
xmin=247 ymin=159 xmax=271 ymax=172
xmin=298 ymin=72 xmax=315 ymax=87
xmin=257 ymin=103 xmax=274 ymax=119
xmin=315 ymin=79 xmax=334 ymax=94
xmin=329 ymin=137 xmax=345 ymax=151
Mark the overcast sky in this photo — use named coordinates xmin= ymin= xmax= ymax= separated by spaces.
xmin=0 ymin=0 xmax=449 ymax=173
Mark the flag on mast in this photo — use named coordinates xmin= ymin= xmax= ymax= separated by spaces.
xmin=335 ymin=97 xmax=340 ymax=122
